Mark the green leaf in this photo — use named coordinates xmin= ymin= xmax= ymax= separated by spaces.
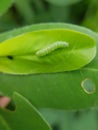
xmin=0 ymin=115 xmax=11 ymax=130
xmin=0 ymin=28 xmax=96 ymax=74
xmin=46 ymin=0 xmax=81 ymax=6
xmin=0 ymin=23 xmax=98 ymax=109
xmin=0 ymin=92 xmax=52 ymax=130
xmin=72 ymin=110 xmax=98 ymax=130
xmin=0 ymin=0 xmax=13 ymax=16
xmin=40 ymin=109 xmax=98 ymax=130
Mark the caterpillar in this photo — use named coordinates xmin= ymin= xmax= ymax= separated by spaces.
xmin=36 ymin=41 xmax=69 ymax=57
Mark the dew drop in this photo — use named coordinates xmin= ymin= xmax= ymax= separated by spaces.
xmin=81 ymin=78 xmax=96 ymax=94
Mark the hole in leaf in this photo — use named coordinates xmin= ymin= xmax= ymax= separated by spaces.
xmin=0 ymin=96 xmax=11 ymax=109
xmin=0 ymin=96 xmax=16 ymax=111
xmin=81 ymin=78 xmax=96 ymax=94
xmin=6 ymin=99 xmax=16 ymax=111
xmin=7 ymin=55 xmax=14 ymax=60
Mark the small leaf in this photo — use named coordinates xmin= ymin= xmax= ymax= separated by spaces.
xmin=0 ymin=29 xmax=96 ymax=74
xmin=0 ymin=92 xmax=52 ymax=130
xmin=0 ymin=0 xmax=13 ymax=16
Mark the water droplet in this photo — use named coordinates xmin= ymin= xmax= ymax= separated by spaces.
xmin=81 ymin=79 xmax=96 ymax=94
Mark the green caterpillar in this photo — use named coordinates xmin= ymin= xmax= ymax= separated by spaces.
xmin=36 ymin=41 xmax=69 ymax=57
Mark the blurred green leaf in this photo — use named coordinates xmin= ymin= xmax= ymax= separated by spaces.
xmin=40 ymin=109 xmax=75 ymax=130
xmin=14 ymin=0 xmax=35 ymax=24
xmin=40 ymin=109 xmax=98 ymax=130
xmin=0 ymin=23 xmax=98 ymax=110
xmin=46 ymin=0 xmax=81 ymax=6
xmin=72 ymin=109 xmax=98 ymax=130
xmin=82 ymin=0 xmax=98 ymax=31
xmin=0 ymin=92 xmax=52 ymax=130
xmin=0 ymin=0 xmax=13 ymax=16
